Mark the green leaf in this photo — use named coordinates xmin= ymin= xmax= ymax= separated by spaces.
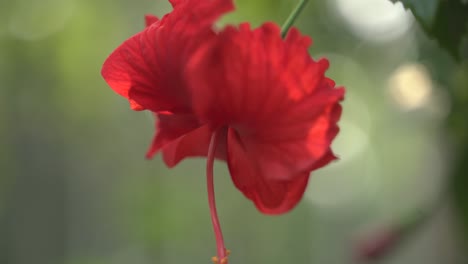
xmin=390 ymin=0 xmax=439 ymax=28
xmin=391 ymin=0 xmax=468 ymax=60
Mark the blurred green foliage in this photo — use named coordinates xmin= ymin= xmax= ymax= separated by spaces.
xmin=395 ymin=0 xmax=468 ymax=245
xmin=393 ymin=0 xmax=468 ymax=60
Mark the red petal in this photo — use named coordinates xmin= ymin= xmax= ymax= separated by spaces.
xmin=187 ymin=22 xmax=344 ymax=181
xmin=160 ymin=125 xmax=227 ymax=167
xmin=226 ymin=128 xmax=310 ymax=214
xmin=167 ymin=0 xmax=234 ymax=28
xmin=186 ymin=23 xmax=344 ymax=212
xmin=101 ymin=0 xmax=234 ymax=113
xmin=101 ymin=27 xmax=188 ymax=112
xmin=169 ymin=0 xmax=183 ymax=7
xmin=145 ymin=114 xmax=227 ymax=166
xmin=145 ymin=113 xmax=201 ymax=159
xmin=145 ymin=15 xmax=159 ymax=27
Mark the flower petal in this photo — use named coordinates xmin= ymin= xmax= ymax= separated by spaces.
xmin=187 ymin=22 xmax=344 ymax=182
xmin=160 ymin=125 xmax=227 ymax=167
xmin=145 ymin=113 xmax=201 ymax=159
xmin=145 ymin=114 xmax=227 ymax=166
xmin=101 ymin=0 xmax=234 ymax=113
xmin=226 ymin=128 xmax=310 ymax=214
xmin=145 ymin=15 xmax=159 ymax=27
xmin=186 ymin=22 xmax=344 ymax=212
xmin=101 ymin=29 xmax=181 ymax=112
xmin=103 ymin=0 xmax=235 ymax=166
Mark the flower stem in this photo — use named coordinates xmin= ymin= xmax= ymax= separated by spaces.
xmin=207 ymin=129 xmax=227 ymax=263
xmin=281 ymin=0 xmax=309 ymax=38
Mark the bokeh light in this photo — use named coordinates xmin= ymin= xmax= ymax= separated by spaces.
xmin=387 ymin=63 xmax=433 ymax=111
xmin=332 ymin=0 xmax=413 ymax=42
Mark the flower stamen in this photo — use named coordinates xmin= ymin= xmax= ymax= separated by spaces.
xmin=207 ymin=128 xmax=228 ymax=263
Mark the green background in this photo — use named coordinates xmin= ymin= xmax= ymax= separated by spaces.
xmin=1 ymin=0 xmax=467 ymax=264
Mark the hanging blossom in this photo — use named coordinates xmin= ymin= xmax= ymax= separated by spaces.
xmin=101 ymin=0 xmax=344 ymax=263
xmin=102 ymin=0 xmax=234 ymax=164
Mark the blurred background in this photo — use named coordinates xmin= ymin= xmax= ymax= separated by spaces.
xmin=1 ymin=0 xmax=467 ymax=263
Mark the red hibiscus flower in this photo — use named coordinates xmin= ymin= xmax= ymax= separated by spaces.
xmin=187 ymin=22 xmax=344 ymax=214
xmin=102 ymin=1 xmax=344 ymax=262
xmin=101 ymin=0 xmax=234 ymax=164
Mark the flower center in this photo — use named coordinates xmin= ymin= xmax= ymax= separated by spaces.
xmin=207 ymin=128 xmax=229 ymax=264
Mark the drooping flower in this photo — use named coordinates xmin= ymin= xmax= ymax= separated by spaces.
xmin=101 ymin=0 xmax=234 ymax=163
xmin=186 ymin=22 xmax=344 ymax=214
xmin=102 ymin=1 xmax=344 ymax=262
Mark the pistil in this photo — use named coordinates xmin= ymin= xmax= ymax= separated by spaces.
xmin=207 ymin=129 xmax=228 ymax=264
